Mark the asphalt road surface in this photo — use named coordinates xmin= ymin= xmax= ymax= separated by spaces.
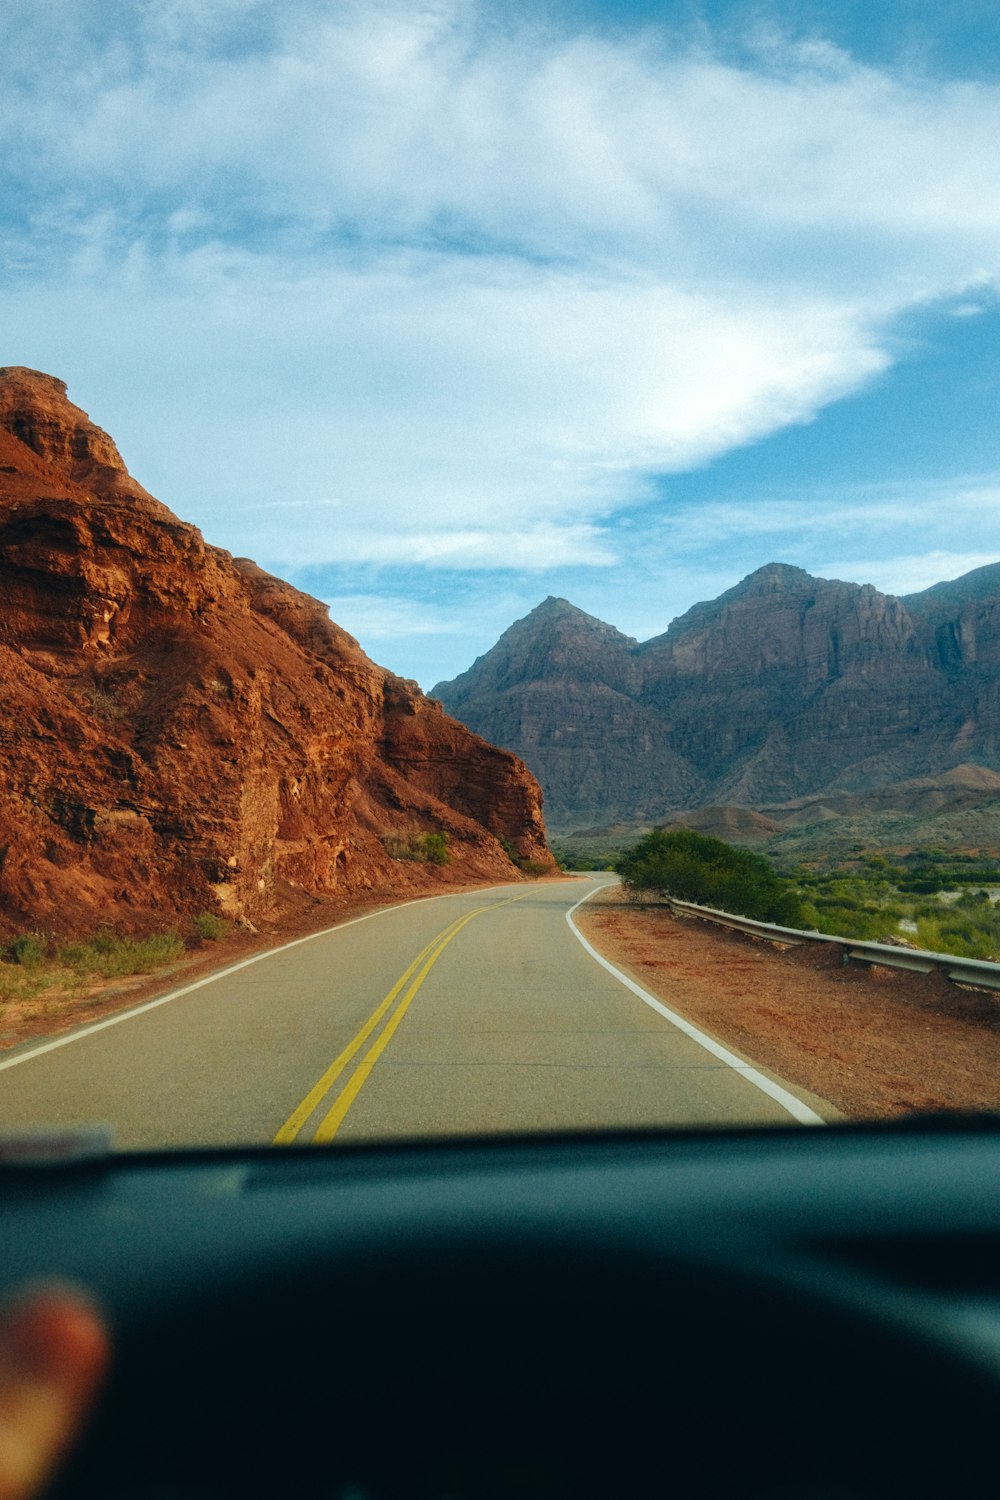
xmin=0 ymin=878 xmax=829 ymax=1150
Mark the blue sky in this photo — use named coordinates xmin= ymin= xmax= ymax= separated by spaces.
xmin=2 ymin=1 xmax=1000 ymax=687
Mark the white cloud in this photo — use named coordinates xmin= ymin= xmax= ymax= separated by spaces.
xmin=327 ymin=520 xmax=616 ymax=570
xmin=322 ymin=582 xmax=542 ymax=686
xmin=2 ymin=0 xmax=1000 ymax=577
xmin=323 ymin=594 xmax=458 ymax=642
xmin=0 ymin=252 xmax=892 ymax=564
xmin=654 ymin=479 xmax=1000 ymax=557
xmin=10 ymin=2 xmax=1000 ymax=279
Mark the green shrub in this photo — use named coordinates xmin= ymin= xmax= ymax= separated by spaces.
xmin=956 ymin=888 xmax=992 ymax=908
xmin=383 ymin=828 xmax=451 ymax=865
xmin=191 ymin=911 xmax=230 ymax=941
xmin=423 ymin=832 xmax=451 ymax=866
xmin=809 ymin=906 xmax=896 ymax=942
xmin=813 ymin=894 xmax=866 ymax=913
xmin=616 ymin=829 xmax=805 ymax=925
xmin=8 ymin=934 xmax=48 ymax=968
xmin=57 ymin=942 xmax=99 ymax=974
xmin=915 ymin=916 xmax=998 ymax=961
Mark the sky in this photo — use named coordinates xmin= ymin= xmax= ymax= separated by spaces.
xmin=3 ymin=0 xmax=1000 ymax=687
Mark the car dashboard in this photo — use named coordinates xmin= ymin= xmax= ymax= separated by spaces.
xmin=2 ymin=1121 xmax=999 ymax=1499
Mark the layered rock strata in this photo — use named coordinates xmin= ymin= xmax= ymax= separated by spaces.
xmin=0 ymin=368 xmax=551 ymax=938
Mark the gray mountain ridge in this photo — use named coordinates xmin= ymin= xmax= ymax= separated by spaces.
xmin=432 ymin=562 xmax=1000 ymax=833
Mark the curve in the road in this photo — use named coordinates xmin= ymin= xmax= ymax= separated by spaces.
xmin=566 ymin=885 xmax=823 ymax=1126
xmin=0 ymin=879 xmax=831 ymax=1147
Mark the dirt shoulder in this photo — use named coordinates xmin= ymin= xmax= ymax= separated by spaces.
xmin=577 ymin=887 xmax=1000 ymax=1119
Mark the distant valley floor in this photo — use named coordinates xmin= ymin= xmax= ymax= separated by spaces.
xmin=553 ymin=765 xmax=1000 ymax=867
xmin=577 ymin=887 xmax=1000 ymax=1120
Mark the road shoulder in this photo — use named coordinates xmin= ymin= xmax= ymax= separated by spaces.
xmin=576 ymin=886 xmax=1000 ymax=1120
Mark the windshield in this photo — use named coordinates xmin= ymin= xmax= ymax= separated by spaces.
xmin=2 ymin=0 xmax=1000 ymax=1152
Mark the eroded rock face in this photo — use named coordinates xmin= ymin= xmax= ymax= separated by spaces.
xmin=433 ymin=566 xmax=1000 ymax=831
xmin=0 ymin=368 xmax=552 ymax=938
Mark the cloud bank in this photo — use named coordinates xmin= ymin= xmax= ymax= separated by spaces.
xmin=1 ymin=0 xmax=998 ymax=593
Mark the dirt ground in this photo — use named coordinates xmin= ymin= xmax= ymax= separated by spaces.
xmin=577 ymin=887 xmax=1000 ymax=1120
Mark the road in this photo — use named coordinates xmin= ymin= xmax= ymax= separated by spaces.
xmin=0 ymin=878 xmax=829 ymax=1149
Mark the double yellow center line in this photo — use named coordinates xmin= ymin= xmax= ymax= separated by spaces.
xmin=273 ymin=893 xmax=526 ymax=1145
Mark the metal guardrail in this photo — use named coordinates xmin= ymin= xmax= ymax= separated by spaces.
xmin=665 ymin=898 xmax=1000 ymax=992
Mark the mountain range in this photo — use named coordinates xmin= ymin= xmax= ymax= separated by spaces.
xmin=432 ymin=563 xmax=1000 ymax=842
xmin=0 ymin=368 xmax=551 ymax=939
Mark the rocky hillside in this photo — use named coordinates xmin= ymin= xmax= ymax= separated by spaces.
xmin=0 ymin=367 xmax=551 ymax=939
xmin=433 ymin=564 xmax=1000 ymax=832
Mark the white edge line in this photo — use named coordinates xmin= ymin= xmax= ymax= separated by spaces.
xmin=566 ymin=883 xmax=826 ymax=1127
xmin=0 ymin=887 xmax=514 ymax=1076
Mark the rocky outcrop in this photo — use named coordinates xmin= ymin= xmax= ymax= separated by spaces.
xmin=0 ymin=368 xmax=552 ymax=939
xmin=433 ymin=565 xmax=1000 ymax=831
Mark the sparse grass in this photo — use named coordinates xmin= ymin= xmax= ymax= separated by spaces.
xmin=0 ymin=966 xmax=49 ymax=1005
xmin=914 ymin=913 xmax=1000 ymax=962
xmin=191 ymin=911 xmax=230 ymax=941
xmin=382 ymin=828 xmax=451 ymax=865
xmin=56 ymin=932 xmax=185 ymax=979
xmin=0 ymin=929 xmax=187 ymax=1013
xmin=8 ymin=934 xmax=48 ymax=968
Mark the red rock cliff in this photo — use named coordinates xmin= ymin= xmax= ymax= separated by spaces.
xmin=0 ymin=368 xmax=552 ymax=939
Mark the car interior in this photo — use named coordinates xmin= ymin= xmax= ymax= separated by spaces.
xmin=1 ymin=1119 xmax=995 ymax=1499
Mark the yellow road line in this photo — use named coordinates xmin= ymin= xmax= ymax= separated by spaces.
xmin=312 ymin=905 xmax=485 ymax=1143
xmin=272 ymin=910 xmax=474 ymax=1145
xmin=274 ymin=892 xmax=528 ymax=1146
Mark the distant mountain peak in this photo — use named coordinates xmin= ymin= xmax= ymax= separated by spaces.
xmin=525 ymin=595 xmax=628 ymax=633
xmin=708 ymin=561 xmax=837 ymax=609
xmin=434 ymin=557 xmax=1000 ymax=830
xmin=431 ymin=596 xmax=637 ymax=702
xmin=651 ymin=561 xmax=874 ymax=646
xmin=903 ymin=560 xmax=1000 ymax=613
xmin=734 ymin=561 xmax=815 ymax=591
